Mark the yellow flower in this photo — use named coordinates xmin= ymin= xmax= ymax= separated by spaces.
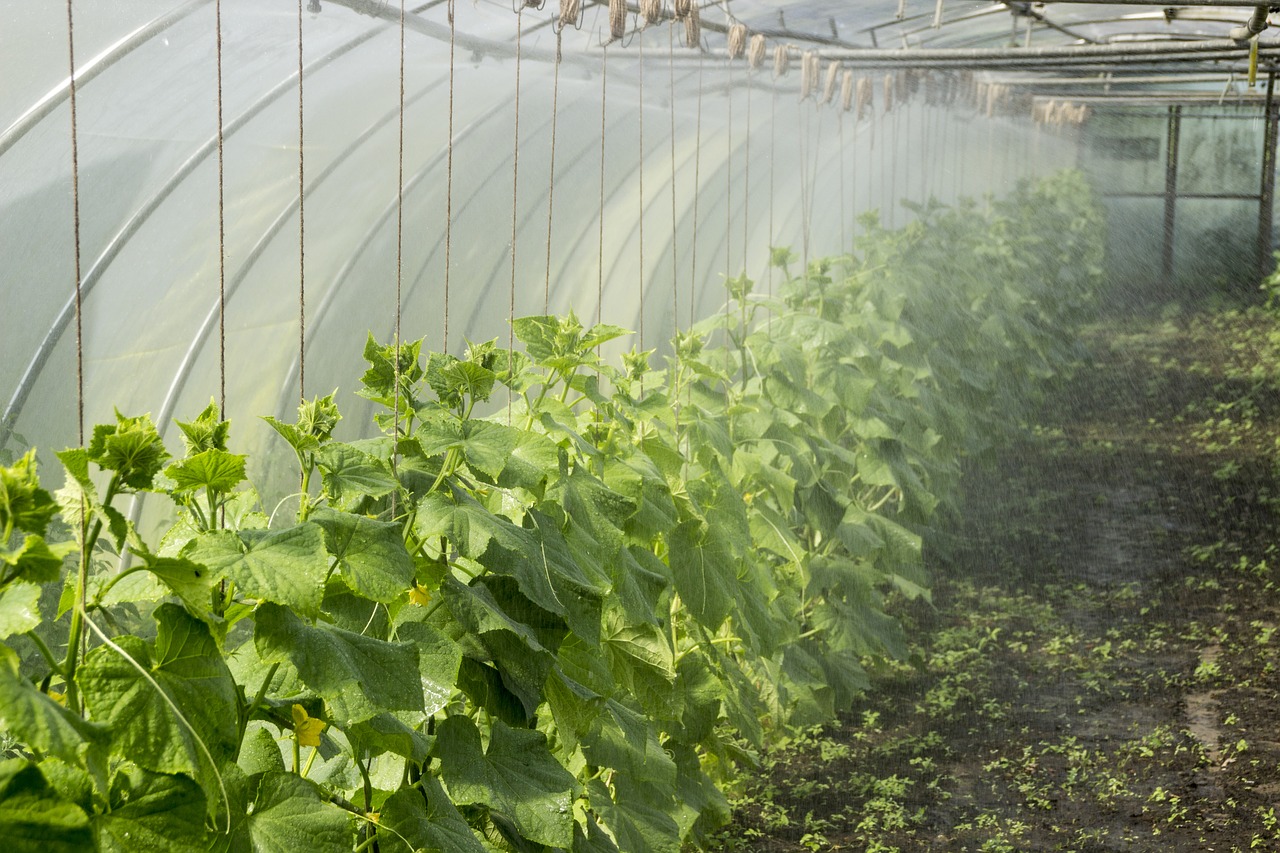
xmin=291 ymin=704 xmax=327 ymax=748
xmin=409 ymin=583 xmax=432 ymax=607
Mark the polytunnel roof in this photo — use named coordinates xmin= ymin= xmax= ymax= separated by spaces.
xmin=2 ymin=0 xmax=1279 ymax=528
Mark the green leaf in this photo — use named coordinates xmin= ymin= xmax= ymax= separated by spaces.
xmin=80 ymin=604 xmax=240 ymax=788
xmin=434 ymin=716 xmax=577 ymax=849
xmin=0 ymin=535 xmax=75 ymax=585
xmin=143 ymin=555 xmax=219 ymax=616
xmin=347 ymin=713 xmax=433 ymax=764
xmin=587 ymin=777 xmax=681 ymax=853
xmin=87 ymin=411 xmax=170 ymax=490
xmin=309 ymin=507 xmax=413 ymax=603
xmin=0 ymin=449 xmax=59 ymax=537
xmin=582 ymin=698 xmax=676 ymax=786
xmin=668 ymin=520 xmax=736 ymax=630
xmin=377 ymin=778 xmax=487 ymax=853
xmin=93 ymin=766 xmax=211 ymax=852
xmin=261 ymin=416 xmax=319 ymax=456
xmin=253 ymin=602 xmax=423 ymax=725
xmin=440 ymin=578 xmax=555 ymax=718
xmin=495 ymin=429 xmax=559 ymax=494
xmin=235 ymin=771 xmax=354 ymax=853
xmin=547 ymin=468 xmax=636 ymax=557
xmin=391 ymin=619 xmax=462 ymax=715
xmin=0 ymin=758 xmax=93 ymax=852
xmin=79 ymin=604 xmax=239 ymax=795
xmin=0 ymin=582 xmax=41 ymax=638
xmin=165 ymin=448 xmax=246 ymax=494
xmin=314 ymin=443 xmax=398 ymax=505
xmin=361 ymin=334 xmax=425 ymax=402
xmin=187 ymin=524 xmax=329 ymax=620
xmin=0 ymin=644 xmax=105 ymax=766
xmin=175 ymin=400 xmax=230 ymax=454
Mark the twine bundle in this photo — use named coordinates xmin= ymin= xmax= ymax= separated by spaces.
xmin=800 ymin=50 xmax=818 ymax=99
xmin=674 ymin=0 xmax=691 ymax=16
xmin=559 ymin=0 xmax=580 ymax=28
xmin=883 ymin=73 xmax=894 ymax=112
xmin=683 ymin=1 xmax=699 ymax=47
xmin=822 ymin=60 xmax=840 ymax=105
xmin=773 ymin=44 xmax=790 ymax=77
xmin=856 ymin=75 xmax=873 ymax=119
xmin=609 ymin=0 xmax=626 ymax=40
xmin=641 ymin=0 xmax=662 ymax=26
xmin=748 ymin=33 xmax=766 ymax=70
xmin=727 ymin=23 xmax=747 ymax=59
xmin=841 ymin=69 xmax=855 ymax=112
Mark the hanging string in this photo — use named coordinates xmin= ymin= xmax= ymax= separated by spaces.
xmin=393 ymin=0 xmax=406 ymax=512
xmin=797 ymin=97 xmax=811 ymax=275
xmin=839 ymin=101 xmax=847 ymax=255
xmin=297 ymin=0 xmax=307 ymax=403
xmin=668 ymin=22 xmax=679 ymax=338
xmin=508 ymin=6 xmax=524 ymax=425
xmin=638 ymin=32 xmax=645 ymax=354
xmin=215 ymin=0 xmax=227 ymax=418
xmin=598 ymin=45 xmax=608 ymax=328
xmin=767 ymin=73 xmax=776 ymax=333
xmin=742 ymin=66 xmax=751 ymax=279
xmin=690 ymin=55 xmax=702 ymax=326
xmin=543 ymin=30 xmax=562 ymax=314
xmin=65 ymin=0 xmax=84 ymax=447
xmin=444 ymin=0 xmax=456 ymax=351
xmin=724 ymin=66 xmax=733 ymax=284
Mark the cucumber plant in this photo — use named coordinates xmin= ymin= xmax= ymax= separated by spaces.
xmin=0 ymin=170 xmax=1103 ymax=851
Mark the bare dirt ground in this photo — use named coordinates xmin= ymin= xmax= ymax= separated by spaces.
xmin=708 ymin=308 xmax=1280 ymax=852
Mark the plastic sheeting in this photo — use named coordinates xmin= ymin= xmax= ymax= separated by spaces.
xmin=0 ymin=0 xmax=1077 ymax=521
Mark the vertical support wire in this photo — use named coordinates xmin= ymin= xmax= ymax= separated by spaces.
xmin=392 ymin=0 xmax=406 ymax=514
xmin=544 ymin=30 xmax=562 ymax=314
xmin=297 ymin=0 xmax=307 ymax=404
xmin=65 ymin=0 xmax=85 ymax=447
xmin=742 ymin=66 xmax=751 ymax=278
xmin=508 ymin=6 xmax=524 ymax=424
xmin=444 ymin=0 xmax=456 ymax=351
xmin=839 ymin=104 xmax=847 ymax=255
xmin=690 ymin=56 xmax=703 ymax=327
xmin=725 ymin=64 xmax=734 ymax=284
xmin=638 ymin=32 xmax=646 ymax=353
xmin=215 ymin=0 xmax=227 ymax=418
xmin=598 ymin=45 xmax=608 ymax=328
xmin=767 ymin=77 xmax=775 ymax=333
xmin=668 ymin=21 xmax=680 ymax=421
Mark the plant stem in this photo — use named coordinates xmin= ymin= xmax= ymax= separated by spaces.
xmin=62 ymin=473 xmax=120 ymax=713
xmin=240 ymin=661 xmax=280 ymax=744
xmin=24 ymin=630 xmax=63 ymax=678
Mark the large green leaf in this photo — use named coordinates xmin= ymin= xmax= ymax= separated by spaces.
xmin=0 ymin=449 xmax=59 ymax=536
xmin=253 ymin=602 xmax=423 ymax=726
xmin=391 ymin=619 xmax=462 ymax=715
xmin=0 ymin=758 xmax=92 ymax=852
xmin=232 ymin=771 xmax=354 ymax=853
xmin=93 ymin=767 xmax=211 ymax=852
xmin=86 ymin=411 xmax=171 ymax=490
xmin=79 ymin=605 xmax=239 ymax=794
xmin=546 ymin=467 xmax=635 ymax=557
xmin=309 ymin=507 xmax=413 ymax=603
xmin=377 ymin=778 xmax=487 ymax=853
xmin=434 ymin=716 xmax=577 ymax=849
xmin=587 ymin=777 xmax=681 ymax=853
xmin=165 ymin=449 xmax=246 ymax=495
xmin=582 ymin=698 xmax=676 ymax=786
xmin=0 ymin=581 xmax=41 ymax=638
xmin=440 ymin=578 xmax=555 ymax=718
xmin=187 ymin=524 xmax=329 ymax=619
xmin=667 ymin=520 xmax=736 ymax=630
xmin=0 ymin=534 xmax=74 ymax=585
xmin=0 ymin=644 xmax=105 ymax=767
xmin=314 ymin=443 xmax=398 ymax=506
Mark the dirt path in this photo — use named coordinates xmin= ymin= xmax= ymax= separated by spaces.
xmin=709 ymin=309 xmax=1280 ymax=852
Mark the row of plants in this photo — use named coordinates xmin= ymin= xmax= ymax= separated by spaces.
xmin=0 ymin=170 xmax=1103 ymax=851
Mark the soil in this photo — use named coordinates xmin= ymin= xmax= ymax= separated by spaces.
xmin=707 ymin=308 xmax=1280 ymax=852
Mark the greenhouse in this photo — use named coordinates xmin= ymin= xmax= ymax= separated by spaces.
xmin=3 ymin=0 xmax=1280 ymax=849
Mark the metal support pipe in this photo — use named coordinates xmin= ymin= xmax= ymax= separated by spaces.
xmin=1259 ymin=70 xmax=1279 ymax=279
xmin=1162 ymin=105 xmax=1182 ymax=291
xmin=1230 ymin=5 xmax=1273 ymax=41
